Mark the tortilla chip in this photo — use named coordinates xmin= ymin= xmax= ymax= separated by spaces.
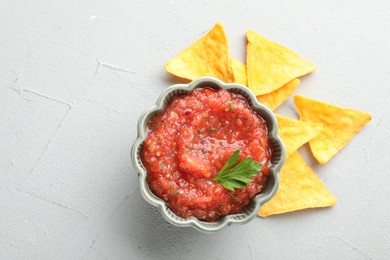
xmin=294 ymin=95 xmax=372 ymax=164
xmin=259 ymin=151 xmax=336 ymax=217
xmin=164 ymin=23 xmax=233 ymax=82
xmin=246 ymin=30 xmax=316 ymax=95
xmin=276 ymin=114 xmax=322 ymax=158
xmin=230 ymin=58 xmax=247 ymax=86
xmin=257 ymin=79 xmax=300 ymax=111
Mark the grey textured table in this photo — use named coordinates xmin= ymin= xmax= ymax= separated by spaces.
xmin=1 ymin=1 xmax=389 ymax=259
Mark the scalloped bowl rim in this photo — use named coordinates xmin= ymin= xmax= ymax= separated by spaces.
xmin=131 ymin=76 xmax=286 ymax=233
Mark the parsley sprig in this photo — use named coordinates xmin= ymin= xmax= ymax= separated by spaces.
xmin=214 ymin=150 xmax=262 ymax=191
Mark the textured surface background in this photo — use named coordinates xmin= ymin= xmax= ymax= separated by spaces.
xmin=1 ymin=1 xmax=390 ymax=259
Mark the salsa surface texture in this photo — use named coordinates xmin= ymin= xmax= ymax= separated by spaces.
xmin=142 ymin=87 xmax=272 ymax=221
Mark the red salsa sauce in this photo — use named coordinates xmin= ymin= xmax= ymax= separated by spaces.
xmin=142 ymin=87 xmax=271 ymax=222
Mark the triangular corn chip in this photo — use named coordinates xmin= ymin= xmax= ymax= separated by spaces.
xmin=276 ymin=114 xmax=322 ymax=158
xmin=229 ymin=60 xmax=300 ymax=111
xmin=230 ymin=58 xmax=247 ymax=86
xmin=246 ymin=30 xmax=316 ymax=95
xmin=294 ymin=95 xmax=372 ymax=164
xmin=164 ymin=23 xmax=233 ymax=82
xmin=257 ymin=79 xmax=300 ymax=111
xmin=259 ymin=151 xmax=336 ymax=217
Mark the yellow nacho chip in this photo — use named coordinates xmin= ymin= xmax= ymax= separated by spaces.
xmin=294 ymin=95 xmax=372 ymax=164
xmin=246 ymin=30 xmax=316 ymax=95
xmin=257 ymin=79 xmax=300 ymax=111
xmin=276 ymin=114 xmax=322 ymax=158
xmin=164 ymin=23 xmax=233 ymax=82
xmin=230 ymin=58 xmax=247 ymax=86
xmin=259 ymin=151 xmax=336 ymax=217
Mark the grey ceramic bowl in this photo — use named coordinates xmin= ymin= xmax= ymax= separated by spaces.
xmin=131 ymin=76 xmax=285 ymax=233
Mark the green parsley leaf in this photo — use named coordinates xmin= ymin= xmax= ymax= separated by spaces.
xmin=207 ymin=127 xmax=217 ymax=132
xmin=226 ymin=100 xmax=235 ymax=111
xmin=214 ymin=150 xmax=262 ymax=191
xmin=160 ymin=162 xmax=166 ymax=169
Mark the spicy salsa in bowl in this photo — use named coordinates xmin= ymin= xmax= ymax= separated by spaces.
xmin=131 ymin=77 xmax=285 ymax=232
